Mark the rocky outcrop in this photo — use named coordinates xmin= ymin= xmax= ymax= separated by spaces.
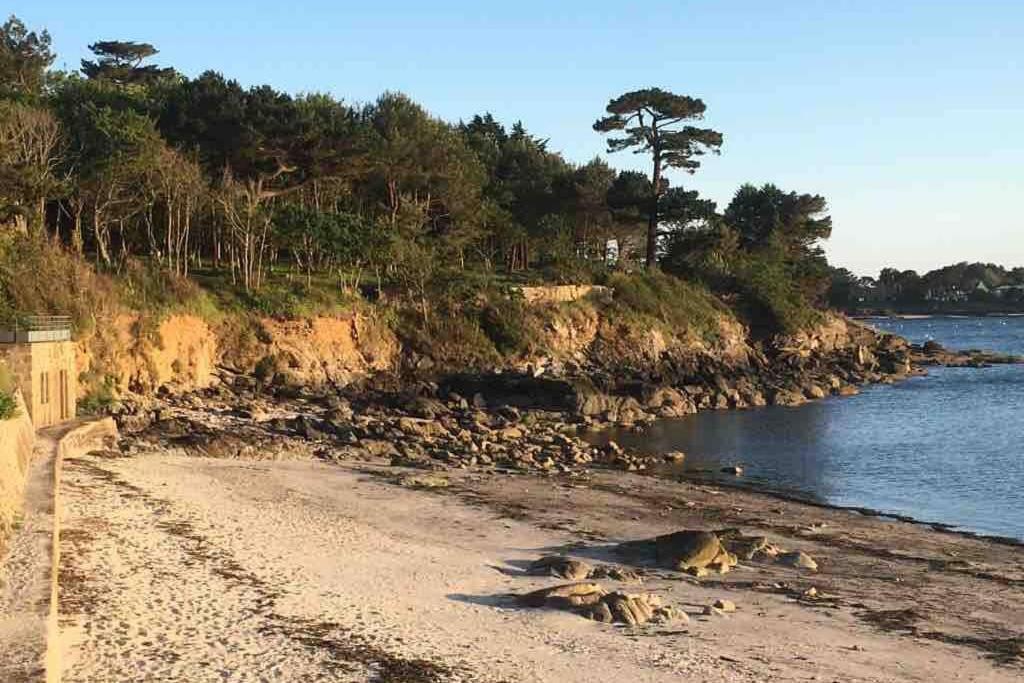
xmin=617 ymin=529 xmax=816 ymax=577
xmin=910 ymin=340 xmax=1023 ymax=368
xmin=516 ymin=583 xmax=680 ymax=626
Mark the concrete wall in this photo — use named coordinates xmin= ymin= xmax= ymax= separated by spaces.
xmin=515 ymin=285 xmax=613 ymax=305
xmin=0 ymin=342 xmax=77 ymax=428
xmin=0 ymin=390 xmax=35 ymax=549
xmin=0 ymin=416 xmax=116 ymax=683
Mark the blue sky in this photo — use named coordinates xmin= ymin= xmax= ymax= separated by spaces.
xmin=11 ymin=0 xmax=1023 ymax=275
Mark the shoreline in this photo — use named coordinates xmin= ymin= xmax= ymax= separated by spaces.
xmin=853 ymin=312 xmax=1024 ymax=319
xmin=661 ymin=468 xmax=1024 ymax=549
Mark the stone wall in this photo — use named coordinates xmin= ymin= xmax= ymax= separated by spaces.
xmin=0 ymin=390 xmax=35 ymax=550
xmin=515 ymin=285 xmax=613 ymax=305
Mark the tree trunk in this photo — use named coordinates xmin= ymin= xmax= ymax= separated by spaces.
xmin=646 ymin=153 xmax=662 ymax=269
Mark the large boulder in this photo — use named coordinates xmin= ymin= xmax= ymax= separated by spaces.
xmin=527 ymin=556 xmax=594 ymax=581
xmin=642 ymin=386 xmax=697 ymax=418
xmin=655 ymin=530 xmax=723 ymax=570
xmin=517 ymin=582 xmax=607 ymax=609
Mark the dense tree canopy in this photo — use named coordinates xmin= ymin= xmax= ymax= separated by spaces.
xmin=829 ymin=261 xmax=1024 ymax=311
xmin=0 ymin=14 xmax=848 ymax=335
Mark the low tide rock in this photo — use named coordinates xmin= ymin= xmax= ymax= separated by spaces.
xmin=589 ymin=564 xmax=643 ymax=583
xmin=778 ymin=550 xmax=819 ymax=571
xmin=581 ymin=592 xmax=667 ymax=626
xmin=601 ymin=592 xmax=655 ymax=625
xmin=712 ymin=599 xmax=736 ymax=613
xmin=518 ymin=582 xmax=607 ymax=609
xmin=527 ymin=555 xmax=594 ymax=581
xmin=655 ymin=530 xmax=722 ymax=570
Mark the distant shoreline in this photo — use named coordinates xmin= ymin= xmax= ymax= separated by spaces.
xmin=851 ymin=312 xmax=1024 ymax=319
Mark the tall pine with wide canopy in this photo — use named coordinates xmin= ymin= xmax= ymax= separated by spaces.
xmin=594 ymin=88 xmax=722 ymax=267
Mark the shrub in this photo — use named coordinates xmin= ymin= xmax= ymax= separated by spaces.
xmin=0 ymin=391 xmax=18 ymax=420
xmin=0 ymin=233 xmax=120 ymax=337
xmin=477 ymin=292 xmax=544 ymax=357
xmin=733 ymin=252 xmax=822 ymax=335
xmin=116 ymin=258 xmax=219 ymax=321
xmin=397 ymin=308 xmax=501 ymax=372
xmin=602 ymin=270 xmax=729 ymax=342
xmin=77 ymin=377 xmax=119 ymax=415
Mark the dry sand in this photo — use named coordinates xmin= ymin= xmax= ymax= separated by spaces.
xmin=56 ymin=450 xmax=1023 ymax=682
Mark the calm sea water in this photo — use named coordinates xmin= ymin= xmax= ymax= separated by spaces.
xmin=598 ymin=316 xmax=1024 ymax=540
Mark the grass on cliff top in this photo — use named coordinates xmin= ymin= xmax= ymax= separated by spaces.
xmin=189 ymin=268 xmax=366 ymax=320
xmin=601 ymin=270 xmax=732 ymax=342
xmin=0 ymin=233 xmax=121 ymax=336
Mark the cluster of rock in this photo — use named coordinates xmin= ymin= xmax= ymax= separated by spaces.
xmin=517 ymin=582 xmax=681 ymax=626
xmin=518 ymin=555 xmax=680 ymax=626
xmin=114 ymin=377 xmax=670 ymax=477
xmin=911 ymin=340 xmax=1023 ymax=368
xmin=109 ymin=311 xmax=925 ymax=481
xmin=441 ymin=325 xmax=916 ymax=429
xmin=617 ymin=528 xmax=819 ymax=576
xmin=512 ymin=528 xmax=819 ymax=627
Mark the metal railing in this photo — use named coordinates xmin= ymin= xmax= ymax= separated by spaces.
xmin=9 ymin=315 xmax=73 ymax=332
xmin=0 ymin=315 xmax=73 ymax=343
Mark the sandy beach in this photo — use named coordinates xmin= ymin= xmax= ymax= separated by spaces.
xmin=55 ymin=448 xmax=1024 ymax=682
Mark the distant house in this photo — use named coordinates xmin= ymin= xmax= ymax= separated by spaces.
xmin=0 ymin=316 xmax=77 ymax=427
xmin=924 ymin=286 xmax=967 ymax=303
xmin=993 ymin=284 xmax=1024 ymax=298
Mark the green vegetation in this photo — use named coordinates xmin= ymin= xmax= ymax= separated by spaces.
xmin=660 ymin=184 xmax=831 ymax=334
xmin=0 ymin=362 xmax=17 ymax=420
xmin=830 ymin=262 xmax=1024 ymax=313
xmin=602 ymin=271 xmax=728 ymax=342
xmin=0 ymin=391 xmax=17 ymax=420
xmin=77 ymin=376 xmax=118 ymax=415
xmin=0 ymin=13 xmax=843 ymax=365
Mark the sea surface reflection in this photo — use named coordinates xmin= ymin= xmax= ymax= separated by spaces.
xmin=594 ymin=316 xmax=1024 ymax=540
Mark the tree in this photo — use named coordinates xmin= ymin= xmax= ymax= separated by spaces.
xmin=724 ymin=183 xmax=832 ymax=253
xmin=0 ymin=100 xmax=62 ymax=229
xmin=158 ymin=72 xmax=365 ymax=290
xmin=0 ymin=15 xmax=54 ymax=98
xmin=81 ymin=41 xmax=175 ymax=87
xmin=142 ymin=146 xmax=206 ymax=276
xmin=51 ymin=77 xmax=165 ymax=261
xmin=570 ymin=157 xmax=616 ymax=260
xmin=594 ymin=88 xmax=722 ymax=267
xmin=605 ymin=170 xmax=651 ymax=265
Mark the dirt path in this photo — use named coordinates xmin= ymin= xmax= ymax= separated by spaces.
xmin=57 ymin=451 xmax=1023 ymax=682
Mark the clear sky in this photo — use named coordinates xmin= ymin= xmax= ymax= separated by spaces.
xmin=10 ymin=0 xmax=1023 ymax=276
